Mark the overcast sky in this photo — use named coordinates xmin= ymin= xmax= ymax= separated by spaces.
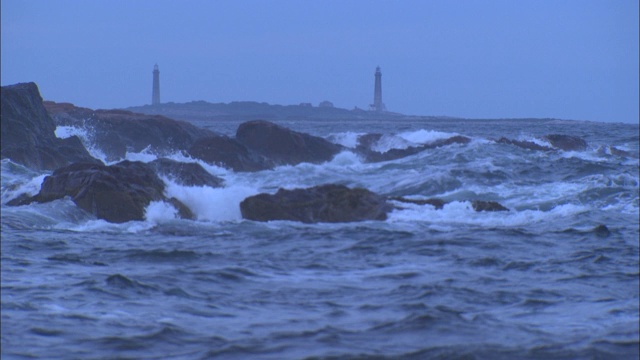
xmin=2 ymin=0 xmax=638 ymax=123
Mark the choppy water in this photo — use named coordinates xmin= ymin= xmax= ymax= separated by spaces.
xmin=2 ymin=118 xmax=639 ymax=359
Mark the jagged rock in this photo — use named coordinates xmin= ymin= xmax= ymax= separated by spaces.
xmin=44 ymin=101 xmax=217 ymax=162
xmin=236 ymin=120 xmax=343 ymax=166
xmin=389 ymin=196 xmax=446 ymax=210
xmin=543 ymin=134 xmax=587 ymax=151
xmin=240 ymin=184 xmax=392 ymax=223
xmin=13 ymin=161 xmax=193 ymax=223
xmin=1 ymin=83 xmax=101 ymax=170
xmin=471 ymin=200 xmax=509 ymax=212
xmin=188 ymin=135 xmax=273 ymax=172
xmin=149 ymin=158 xmax=223 ymax=187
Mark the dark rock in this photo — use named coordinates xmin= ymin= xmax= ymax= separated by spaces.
xmin=543 ymin=134 xmax=587 ymax=151
xmin=593 ymin=224 xmax=611 ymax=238
xmin=495 ymin=137 xmax=553 ymax=152
xmin=608 ymin=146 xmax=633 ymax=157
xmin=167 ymin=197 xmax=196 ymax=220
xmin=149 ymin=158 xmax=223 ymax=187
xmin=240 ymin=184 xmax=392 ymax=223
xmin=236 ymin=120 xmax=343 ymax=166
xmin=355 ymin=133 xmax=471 ymax=163
xmin=44 ymin=101 xmax=217 ymax=162
xmin=389 ymin=196 xmax=446 ymax=210
xmin=356 ymin=133 xmax=384 ymax=149
xmin=471 ymin=200 xmax=509 ymax=212
xmin=1 ymin=83 xmax=101 ymax=170
xmin=188 ymin=135 xmax=273 ymax=172
xmin=17 ymin=160 xmax=193 ymax=223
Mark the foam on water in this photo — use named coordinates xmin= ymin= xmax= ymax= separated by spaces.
xmin=388 ymin=200 xmax=589 ymax=228
xmin=326 ymin=131 xmax=364 ymax=148
xmin=54 ymin=125 xmax=108 ymax=163
xmin=162 ymin=178 xmax=258 ymax=222
xmin=371 ymin=129 xmax=459 ymax=153
xmin=145 ymin=201 xmax=179 ymax=223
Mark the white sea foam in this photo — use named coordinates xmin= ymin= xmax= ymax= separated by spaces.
xmin=397 ymin=129 xmax=458 ymax=144
xmin=163 ymin=179 xmax=258 ymax=222
xmin=145 ymin=201 xmax=178 ymax=223
xmin=388 ymin=200 xmax=589 ymax=228
xmin=1 ymin=174 xmax=47 ymax=204
xmin=326 ymin=132 xmax=364 ymax=148
xmin=53 ymin=218 xmax=155 ymax=233
xmin=123 ymin=146 xmax=160 ymax=163
xmin=371 ymin=129 xmax=459 ymax=153
xmin=54 ymin=125 xmax=108 ymax=163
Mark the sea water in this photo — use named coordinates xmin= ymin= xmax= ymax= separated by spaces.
xmin=1 ymin=118 xmax=638 ymax=359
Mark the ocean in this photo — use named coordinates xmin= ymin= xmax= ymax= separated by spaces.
xmin=2 ymin=117 xmax=638 ymax=359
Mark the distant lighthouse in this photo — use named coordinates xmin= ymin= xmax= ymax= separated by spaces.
xmin=152 ymin=64 xmax=160 ymax=106
xmin=370 ymin=66 xmax=386 ymax=112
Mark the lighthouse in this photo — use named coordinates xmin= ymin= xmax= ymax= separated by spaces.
xmin=370 ymin=66 xmax=386 ymax=112
xmin=152 ymin=64 xmax=160 ymax=106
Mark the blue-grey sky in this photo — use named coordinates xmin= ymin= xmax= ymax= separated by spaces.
xmin=2 ymin=0 xmax=638 ymax=123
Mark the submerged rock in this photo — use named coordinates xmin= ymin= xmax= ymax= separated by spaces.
xmin=240 ymin=184 xmax=392 ymax=223
xmin=495 ymin=134 xmax=587 ymax=152
xmin=593 ymin=224 xmax=611 ymax=238
xmin=471 ymin=200 xmax=509 ymax=212
xmin=14 ymin=161 xmax=193 ymax=223
xmin=495 ymin=137 xmax=553 ymax=152
xmin=1 ymin=83 xmax=100 ymax=170
xmin=236 ymin=120 xmax=343 ymax=166
xmin=389 ymin=196 xmax=446 ymax=210
xmin=543 ymin=134 xmax=587 ymax=151
xmin=355 ymin=133 xmax=471 ymax=163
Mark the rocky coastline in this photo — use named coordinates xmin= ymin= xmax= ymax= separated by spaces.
xmin=3 ymin=82 xmax=598 ymax=223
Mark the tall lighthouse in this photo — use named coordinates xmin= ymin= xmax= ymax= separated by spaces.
xmin=152 ymin=64 xmax=160 ymax=106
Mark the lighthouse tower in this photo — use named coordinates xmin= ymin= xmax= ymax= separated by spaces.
xmin=370 ymin=66 xmax=386 ymax=112
xmin=152 ymin=64 xmax=160 ymax=106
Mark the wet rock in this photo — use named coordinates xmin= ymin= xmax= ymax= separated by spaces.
xmin=1 ymin=83 xmax=101 ymax=170
xmin=240 ymin=184 xmax=392 ymax=223
xmin=45 ymin=101 xmax=216 ymax=162
xmin=355 ymin=134 xmax=471 ymax=163
xmin=495 ymin=137 xmax=553 ymax=152
xmin=149 ymin=158 xmax=223 ymax=187
xmin=188 ymin=135 xmax=273 ymax=172
xmin=236 ymin=120 xmax=343 ymax=166
xmin=543 ymin=134 xmax=587 ymax=151
xmin=593 ymin=224 xmax=611 ymax=238
xmin=389 ymin=196 xmax=446 ymax=210
xmin=471 ymin=200 xmax=509 ymax=212
xmin=167 ymin=197 xmax=196 ymax=220
xmin=17 ymin=161 xmax=193 ymax=223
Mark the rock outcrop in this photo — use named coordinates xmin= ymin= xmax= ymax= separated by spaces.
xmin=471 ymin=200 xmax=509 ymax=212
xmin=354 ymin=133 xmax=471 ymax=163
xmin=12 ymin=161 xmax=193 ymax=223
xmin=1 ymin=83 xmax=100 ymax=170
xmin=495 ymin=137 xmax=553 ymax=152
xmin=236 ymin=120 xmax=343 ymax=166
xmin=495 ymin=134 xmax=588 ymax=152
xmin=240 ymin=184 xmax=392 ymax=223
xmin=149 ymin=158 xmax=224 ymax=187
xmin=542 ymin=134 xmax=587 ymax=151
xmin=188 ymin=135 xmax=274 ymax=172
xmin=44 ymin=101 xmax=217 ymax=162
